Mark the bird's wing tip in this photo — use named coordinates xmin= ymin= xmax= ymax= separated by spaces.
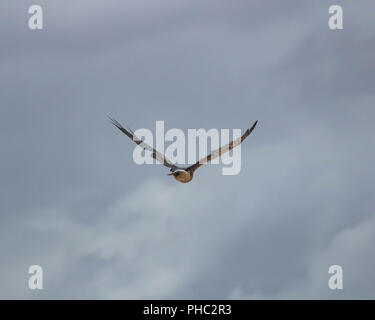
xmin=107 ymin=115 xmax=116 ymax=124
xmin=246 ymin=120 xmax=258 ymax=133
xmin=108 ymin=116 xmax=125 ymax=130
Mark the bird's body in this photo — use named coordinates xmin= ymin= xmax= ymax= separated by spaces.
xmin=168 ymin=169 xmax=193 ymax=183
xmin=109 ymin=117 xmax=257 ymax=183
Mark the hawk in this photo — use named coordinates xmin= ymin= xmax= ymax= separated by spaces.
xmin=109 ymin=117 xmax=258 ymax=183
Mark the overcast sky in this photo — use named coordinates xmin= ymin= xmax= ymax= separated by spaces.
xmin=0 ymin=0 xmax=374 ymax=299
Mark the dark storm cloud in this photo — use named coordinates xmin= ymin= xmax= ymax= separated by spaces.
xmin=0 ymin=0 xmax=374 ymax=298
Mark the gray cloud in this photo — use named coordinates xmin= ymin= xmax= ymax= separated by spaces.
xmin=0 ymin=0 xmax=374 ymax=299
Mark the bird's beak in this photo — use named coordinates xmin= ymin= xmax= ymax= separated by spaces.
xmin=167 ymin=173 xmax=174 ymax=176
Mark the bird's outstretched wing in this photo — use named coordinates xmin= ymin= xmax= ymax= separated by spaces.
xmin=109 ymin=117 xmax=178 ymax=170
xmin=187 ymin=120 xmax=258 ymax=173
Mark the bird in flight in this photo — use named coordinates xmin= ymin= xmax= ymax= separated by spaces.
xmin=109 ymin=117 xmax=258 ymax=183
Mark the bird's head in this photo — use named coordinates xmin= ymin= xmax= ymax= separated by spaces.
xmin=167 ymin=171 xmax=179 ymax=177
xmin=167 ymin=169 xmax=188 ymax=178
xmin=167 ymin=169 xmax=192 ymax=183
